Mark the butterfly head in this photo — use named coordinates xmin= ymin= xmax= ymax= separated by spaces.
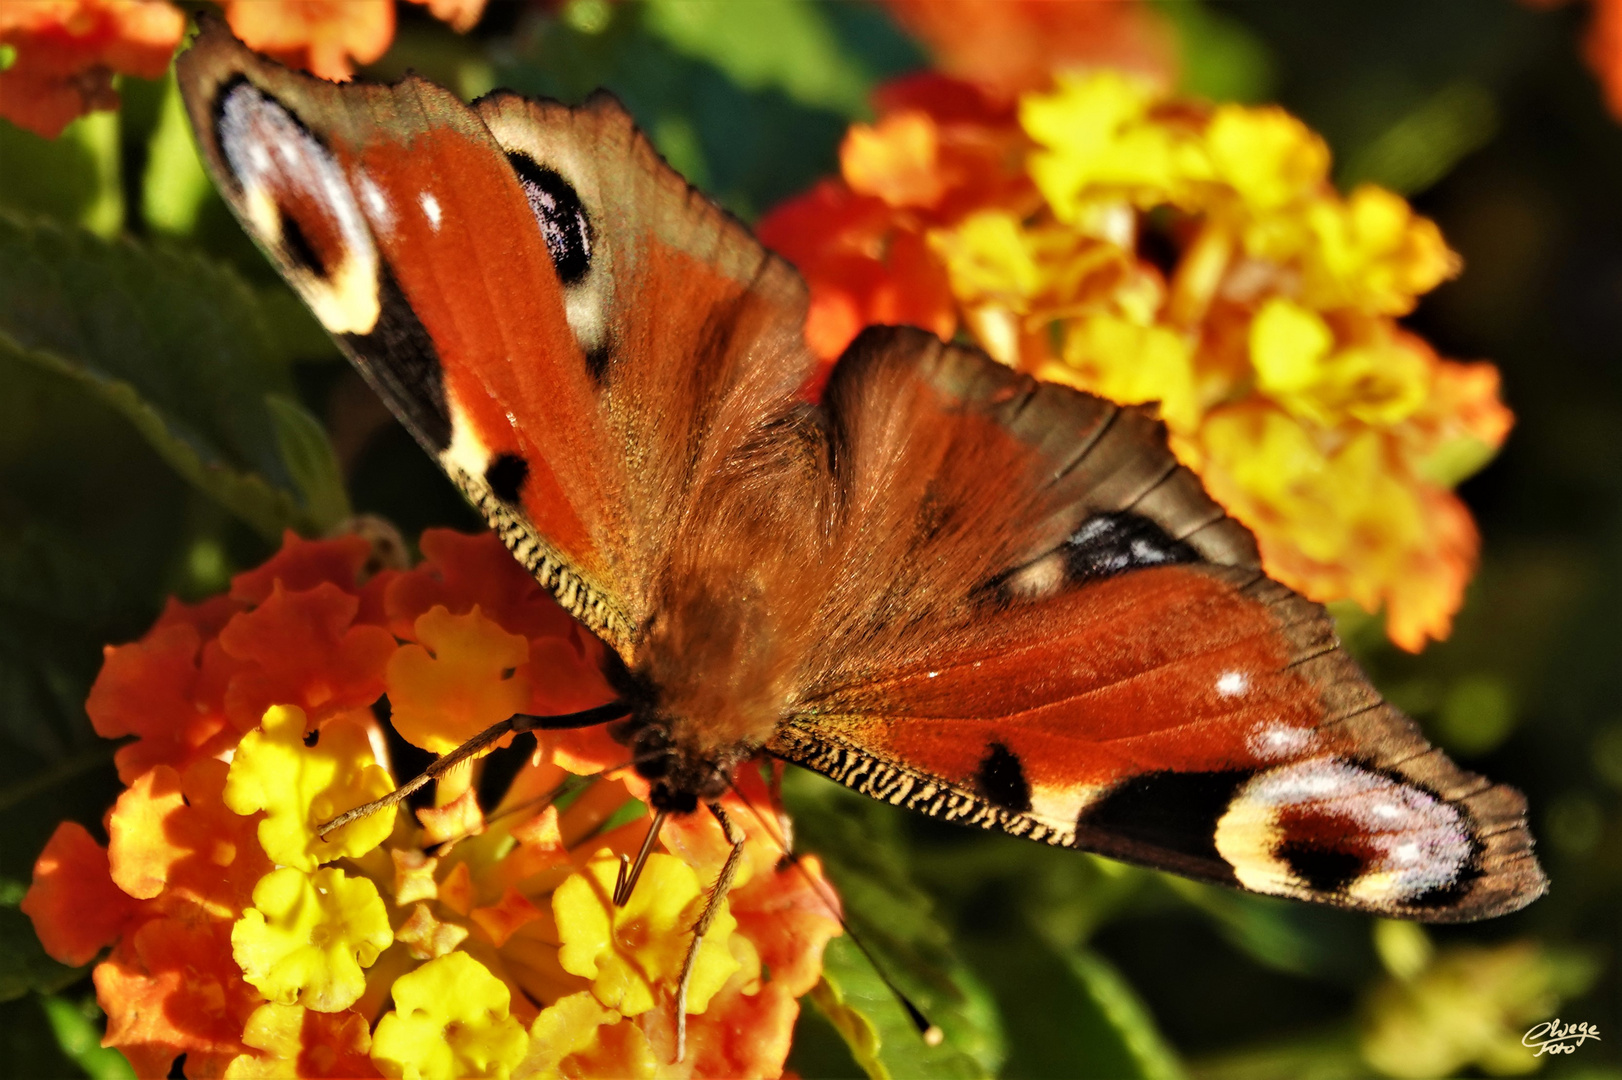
xmin=608 ymin=711 xmax=732 ymax=814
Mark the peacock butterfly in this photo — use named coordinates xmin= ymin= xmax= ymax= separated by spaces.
xmin=175 ymin=14 xmax=1544 ymax=966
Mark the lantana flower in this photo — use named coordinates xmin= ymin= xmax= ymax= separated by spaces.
xmin=0 ymin=0 xmax=186 ymax=137
xmin=24 ymin=528 xmax=841 ymax=1079
xmin=762 ymin=68 xmax=1511 ymax=652
xmin=0 ymin=0 xmax=487 ymax=137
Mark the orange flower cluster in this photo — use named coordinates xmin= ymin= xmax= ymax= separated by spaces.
xmin=883 ymin=0 xmax=1175 ymax=104
xmin=761 ymin=71 xmax=1511 ymax=652
xmin=0 ymin=0 xmax=184 ymax=137
xmin=24 ymin=529 xmax=840 ymax=1079
xmin=1526 ymin=0 xmax=1622 ymax=121
xmin=0 ymin=0 xmax=487 ymax=137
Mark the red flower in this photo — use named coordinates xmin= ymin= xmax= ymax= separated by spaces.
xmin=0 ymin=0 xmax=184 ymax=137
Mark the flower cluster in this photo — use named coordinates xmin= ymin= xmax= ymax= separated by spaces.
xmin=23 ymin=529 xmax=840 ymax=1079
xmin=883 ymin=0 xmax=1174 ymax=104
xmin=761 ymin=69 xmax=1511 ymax=652
xmin=0 ymin=0 xmax=186 ymax=137
xmin=0 ymin=0 xmax=487 ymax=138
xmin=1526 ymin=0 xmax=1622 ymax=121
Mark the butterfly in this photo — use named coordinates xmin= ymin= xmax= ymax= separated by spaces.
xmin=175 ymin=15 xmax=1545 ymax=955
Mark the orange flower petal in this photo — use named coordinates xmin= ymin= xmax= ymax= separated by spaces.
xmin=384 ymin=529 xmax=580 ymax=642
xmin=472 ymin=886 xmax=543 ymax=948
xmin=0 ymin=0 xmax=185 ymax=137
xmin=406 ymin=0 xmax=486 ymax=34
xmin=220 ymin=0 xmax=393 ymax=82
xmin=22 ymin=821 xmax=138 ymax=967
xmin=386 ymin=605 xmax=532 ymax=754
xmin=107 ymin=759 xmax=272 ymax=917
xmin=217 ymin=582 xmax=396 ymax=732
xmin=97 ymin=916 xmax=263 ymax=1077
xmin=230 ymin=531 xmax=375 ymax=606
xmin=86 ymin=621 xmax=232 ymax=784
xmin=884 ymin=0 xmax=1176 ymax=102
xmin=417 ymin=788 xmax=486 ymax=848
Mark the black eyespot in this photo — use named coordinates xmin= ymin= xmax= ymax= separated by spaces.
xmin=484 ymin=454 xmax=529 ymax=505
xmin=279 ymin=210 xmax=328 ymax=279
xmin=507 ymin=153 xmax=592 ymax=285
xmin=975 ymin=742 xmax=1032 ymax=813
xmin=1064 ymin=512 xmax=1199 ymax=584
xmin=1277 ymin=841 xmax=1364 ymax=893
xmin=302 ymin=728 xmax=320 ymax=747
xmin=585 ymin=345 xmax=610 ymax=384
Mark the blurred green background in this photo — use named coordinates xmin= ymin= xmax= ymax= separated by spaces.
xmin=1 ymin=1 xmax=1619 ymax=1077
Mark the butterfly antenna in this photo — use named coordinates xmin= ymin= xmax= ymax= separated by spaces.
xmin=725 ymin=774 xmax=945 ymax=1048
xmin=318 ymin=702 xmax=629 ymax=838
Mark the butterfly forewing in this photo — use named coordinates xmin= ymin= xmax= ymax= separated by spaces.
xmin=178 ymin=20 xmax=820 ymax=654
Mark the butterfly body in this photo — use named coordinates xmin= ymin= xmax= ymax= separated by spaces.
xmin=178 ymin=19 xmax=1546 ymax=923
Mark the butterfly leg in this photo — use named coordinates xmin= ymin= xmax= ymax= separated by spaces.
xmin=674 ymin=800 xmax=746 ymax=1062
xmin=317 ymin=702 xmax=628 ymax=837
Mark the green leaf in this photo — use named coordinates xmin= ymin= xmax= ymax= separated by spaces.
xmin=1157 ymin=0 xmax=1278 ymax=105
xmin=783 ymin=772 xmax=1005 ymax=1079
xmin=1162 ymin=877 xmax=1372 ymax=982
xmin=964 ymin=928 xmax=1186 ymax=1080
xmin=1339 ymin=81 xmax=1497 ymax=196
xmin=42 ymin=994 xmax=135 ymax=1080
xmin=1188 ymin=1026 xmax=1366 ymax=1080
xmin=1064 ymin=949 xmax=1187 ymax=1080
xmin=643 ymin=0 xmax=874 ymax=118
xmin=141 ymin=72 xmax=214 ymax=238
xmin=0 ymin=906 xmax=82 ymax=1003
xmin=497 ymin=5 xmax=856 ymax=219
xmin=267 ymin=394 xmax=351 ymax=532
xmin=0 ymin=212 xmax=346 ymax=538
xmin=0 ymin=113 xmax=121 ymax=233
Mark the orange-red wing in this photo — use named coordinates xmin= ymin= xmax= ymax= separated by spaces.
xmin=771 ymin=328 xmax=1544 ymax=921
xmin=472 ymin=92 xmax=820 ymax=639
xmin=178 ymin=21 xmax=820 ymax=656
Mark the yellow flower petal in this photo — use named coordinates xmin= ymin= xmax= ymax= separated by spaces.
xmin=554 ymin=848 xmax=740 ymax=1018
xmin=515 ymin=991 xmax=657 ymax=1080
xmin=223 ymin=704 xmax=394 ymax=871
xmin=1250 ymin=298 xmax=1335 ymax=398
xmin=1206 ymin=104 xmax=1329 ymax=212
xmin=232 ymin=866 xmax=393 ymax=1012
xmin=1301 ymin=185 xmax=1460 ymax=315
xmin=1051 ymin=314 xmax=1200 ymax=433
xmin=224 ymin=1002 xmax=373 ymax=1079
xmin=371 ymin=952 xmax=529 ymax=1080
xmin=387 ymin=605 xmax=533 ymax=754
xmin=1023 ymin=70 xmax=1208 ymax=221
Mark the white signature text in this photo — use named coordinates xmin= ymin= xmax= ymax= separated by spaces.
xmin=1522 ymin=1019 xmax=1601 ymax=1056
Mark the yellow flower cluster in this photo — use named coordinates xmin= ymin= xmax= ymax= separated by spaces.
xmin=930 ymin=71 xmax=1511 ymax=650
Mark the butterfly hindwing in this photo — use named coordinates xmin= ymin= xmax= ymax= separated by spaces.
xmin=771 ymin=328 xmax=1544 ymax=921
